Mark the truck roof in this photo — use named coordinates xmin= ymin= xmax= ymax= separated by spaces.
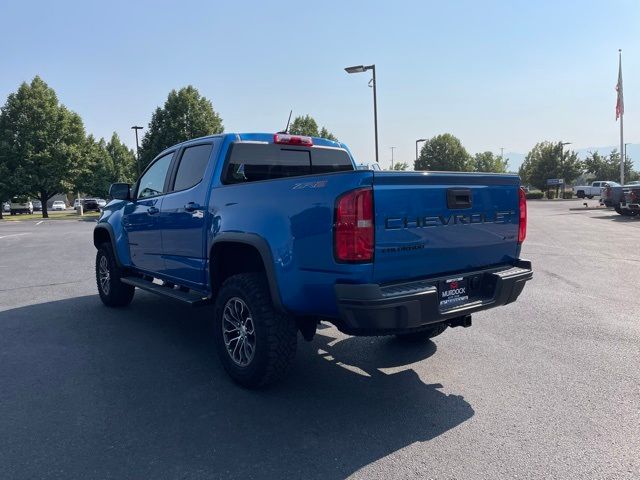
xmin=170 ymin=132 xmax=345 ymax=150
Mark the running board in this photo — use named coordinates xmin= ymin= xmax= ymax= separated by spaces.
xmin=120 ymin=277 xmax=211 ymax=306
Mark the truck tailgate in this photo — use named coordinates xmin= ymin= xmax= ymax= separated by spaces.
xmin=372 ymin=171 xmax=521 ymax=284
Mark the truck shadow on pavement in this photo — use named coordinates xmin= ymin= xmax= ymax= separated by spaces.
xmin=590 ymin=214 xmax=640 ymax=222
xmin=0 ymin=293 xmax=474 ymax=480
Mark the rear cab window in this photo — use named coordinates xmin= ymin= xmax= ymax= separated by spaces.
xmin=173 ymin=143 xmax=214 ymax=191
xmin=222 ymin=143 xmax=353 ymax=184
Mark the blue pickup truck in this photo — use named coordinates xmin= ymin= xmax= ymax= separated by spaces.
xmin=94 ymin=132 xmax=532 ymax=387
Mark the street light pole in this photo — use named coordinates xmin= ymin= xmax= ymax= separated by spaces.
xmin=416 ymin=138 xmax=426 ymax=164
xmin=624 ymin=142 xmax=630 ymax=168
xmin=131 ymin=126 xmax=143 ymax=177
xmin=345 ymin=64 xmax=379 ymax=164
xmin=390 ymin=146 xmax=396 ymax=169
xmin=560 ymin=141 xmax=571 ymax=198
xmin=371 ymin=65 xmax=379 ymax=165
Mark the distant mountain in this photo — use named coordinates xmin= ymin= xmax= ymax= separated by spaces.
xmin=505 ymin=143 xmax=639 ymax=172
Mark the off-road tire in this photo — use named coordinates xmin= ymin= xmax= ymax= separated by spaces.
xmin=213 ymin=273 xmax=297 ymax=388
xmin=395 ymin=323 xmax=448 ymax=342
xmin=615 ymin=205 xmax=624 ymax=215
xmin=96 ymin=243 xmax=135 ymax=307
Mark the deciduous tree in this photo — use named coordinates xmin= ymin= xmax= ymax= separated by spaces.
xmin=583 ymin=150 xmax=636 ymax=182
xmin=519 ymin=141 xmax=582 ymax=190
xmin=414 ymin=134 xmax=472 ymax=172
xmin=392 ymin=162 xmax=409 ymax=171
xmin=107 ymin=132 xmax=137 ymax=183
xmin=473 ymin=151 xmax=508 ymax=173
xmin=0 ymin=76 xmax=85 ymax=218
xmin=139 ymin=86 xmax=223 ymax=169
xmin=75 ymin=136 xmax=116 ymax=199
xmin=289 ymin=115 xmax=338 ymax=141
xmin=0 ymin=162 xmax=13 ymax=220
xmin=319 ymin=126 xmax=338 ymax=142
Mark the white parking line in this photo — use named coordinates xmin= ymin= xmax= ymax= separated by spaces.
xmin=36 ymin=220 xmax=44 ymax=225
xmin=0 ymin=233 xmax=30 ymax=240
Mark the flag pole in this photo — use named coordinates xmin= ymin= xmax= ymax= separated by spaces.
xmin=618 ymin=49 xmax=625 ymax=185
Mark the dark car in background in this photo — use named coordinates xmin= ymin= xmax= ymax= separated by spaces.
xmin=81 ymin=198 xmax=101 ymax=212
xmin=601 ymin=182 xmax=624 ymax=212
xmin=619 ymin=184 xmax=640 ymax=216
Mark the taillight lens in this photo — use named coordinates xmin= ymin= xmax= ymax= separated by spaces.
xmin=334 ymin=188 xmax=374 ymax=262
xmin=518 ymin=187 xmax=527 ymax=244
xmin=273 ymin=133 xmax=313 ymax=146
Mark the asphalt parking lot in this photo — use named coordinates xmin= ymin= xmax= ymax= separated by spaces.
xmin=1 ymin=201 xmax=639 ymax=480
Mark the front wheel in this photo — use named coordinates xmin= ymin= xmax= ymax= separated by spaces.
xmin=615 ymin=205 xmax=624 ymax=215
xmin=395 ymin=323 xmax=448 ymax=342
xmin=95 ymin=243 xmax=135 ymax=307
xmin=214 ymin=273 xmax=297 ymax=388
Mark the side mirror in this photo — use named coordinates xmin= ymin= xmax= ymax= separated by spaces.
xmin=109 ymin=183 xmax=131 ymax=200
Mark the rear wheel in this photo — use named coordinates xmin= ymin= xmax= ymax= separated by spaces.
xmin=95 ymin=243 xmax=135 ymax=307
xmin=615 ymin=205 xmax=624 ymax=215
xmin=587 ymin=195 xmax=594 ymax=199
xmin=395 ymin=323 xmax=448 ymax=342
xmin=213 ymin=273 xmax=297 ymax=388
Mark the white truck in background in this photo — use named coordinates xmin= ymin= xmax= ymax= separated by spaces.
xmin=574 ymin=181 xmax=610 ymax=199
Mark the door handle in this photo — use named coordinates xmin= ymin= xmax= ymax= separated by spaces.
xmin=184 ymin=202 xmax=200 ymax=212
xmin=147 ymin=206 xmax=159 ymax=215
xmin=447 ymin=188 xmax=472 ymax=209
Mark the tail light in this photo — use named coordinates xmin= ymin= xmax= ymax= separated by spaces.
xmin=273 ymin=134 xmax=313 ymax=146
xmin=518 ymin=187 xmax=527 ymax=244
xmin=631 ymin=190 xmax=639 ymax=203
xmin=334 ymin=188 xmax=374 ymax=262
xmin=603 ymin=186 xmax=611 ymax=197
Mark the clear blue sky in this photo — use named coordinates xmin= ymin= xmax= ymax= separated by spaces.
xmin=1 ymin=0 xmax=639 ymax=170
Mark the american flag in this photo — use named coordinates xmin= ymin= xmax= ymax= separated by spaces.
xmin=616 ymin=53 xmax=624 ymax=120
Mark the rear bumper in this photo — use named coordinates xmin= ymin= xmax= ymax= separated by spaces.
xmin=334 ymin=260 xmax=532 ymax=336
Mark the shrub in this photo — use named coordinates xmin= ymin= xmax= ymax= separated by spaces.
xmin=525 ymin=191 xmax=544 ymax=199
xmin=546 ymin=190 xmax=557 ymax=199
xmin=562 ymin=191 xmax=574 ymax=199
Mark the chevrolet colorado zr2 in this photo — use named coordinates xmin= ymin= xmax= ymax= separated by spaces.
xmin=93 ymin=133 xmax=532 ymax=387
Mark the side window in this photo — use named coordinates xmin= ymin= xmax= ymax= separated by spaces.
xmin=137 ymin=152 xmax=173 ymax=199
xmin=173 ymin=144 xmax=213 ymax=191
